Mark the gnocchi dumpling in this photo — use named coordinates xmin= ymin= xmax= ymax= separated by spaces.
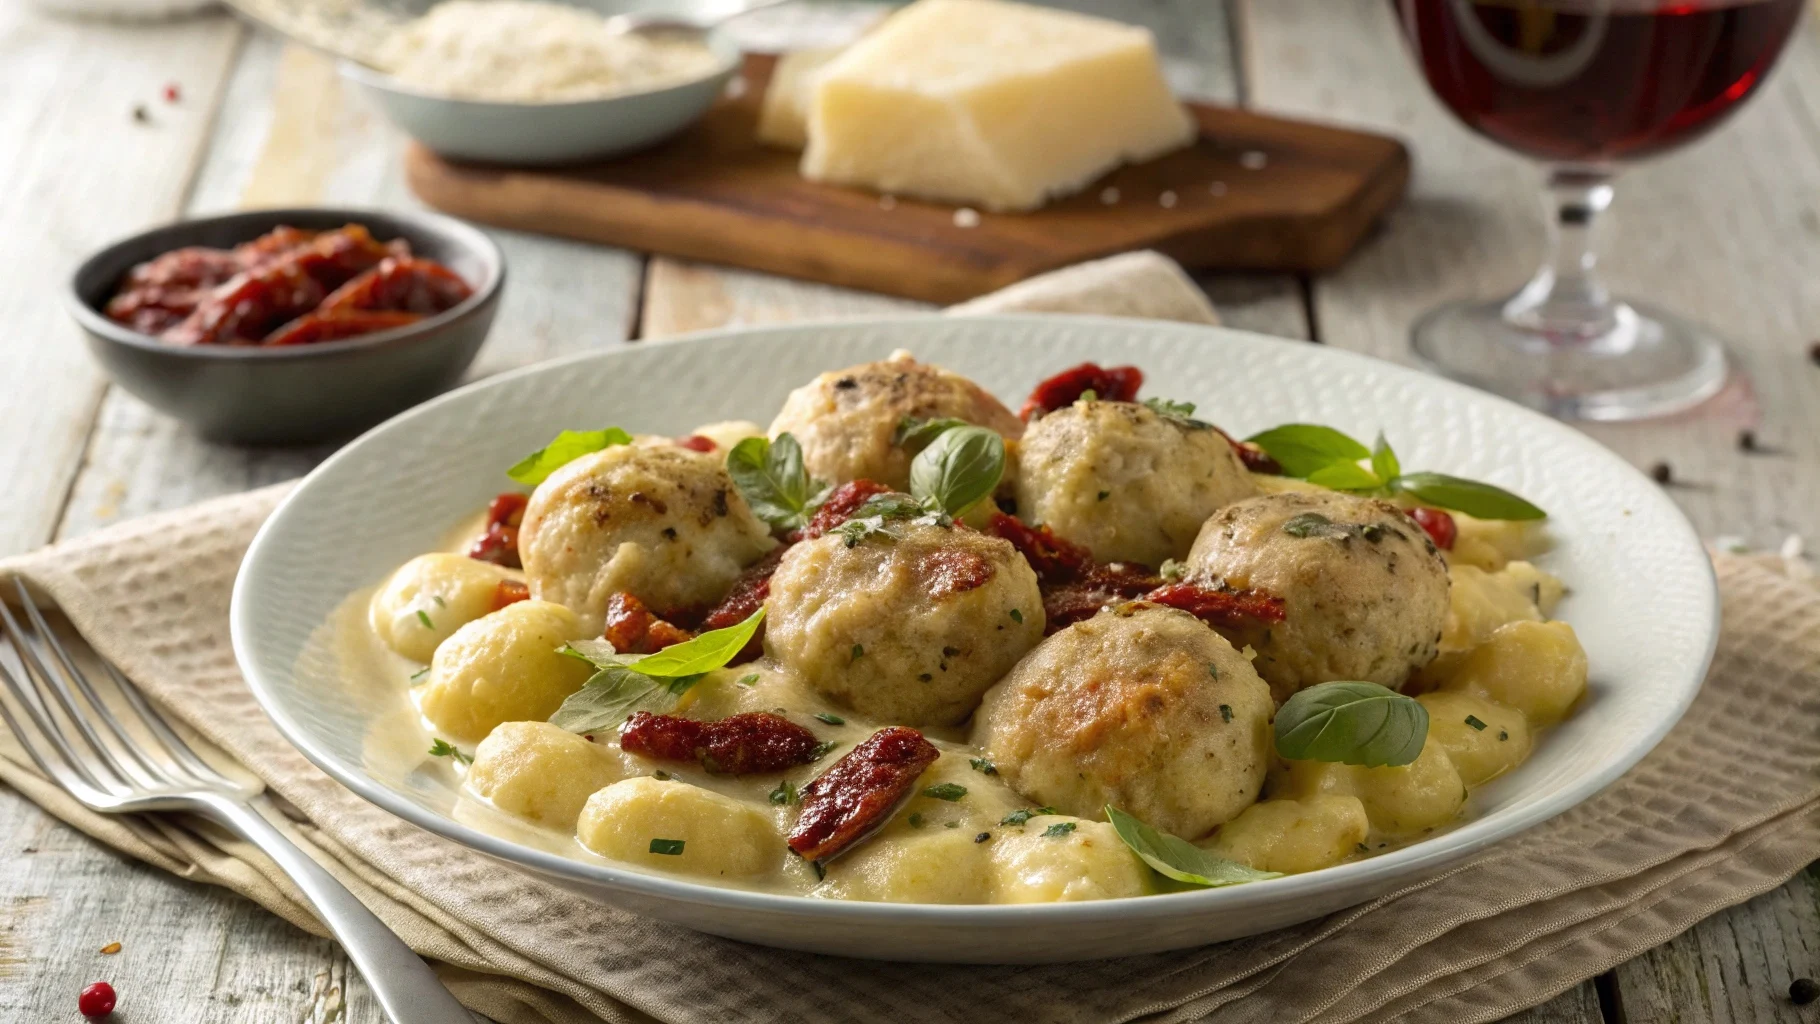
xmin=467 ymin=722 xmax=639 ymax=829
xmin=1446 ymin=515 xmax=1546 ymax=572
xmin=577 ymin=777 xmax=779 ymax=880
xmin=1442 ymin=620 xmax=1587 ymax=726
xmin=1204 ymin=795 xmax=1368 ymax=875
xmin=818 ymin=823 xmax=994 ymax=904
xmin=1417 ymin=692 xmax=1531 ymax=787
xmin=1437 ymin=564 xmax=1544 ymax=654
xmin=369 ymin=553 xmax=518 ymax=663
xmin=417 ymin=600 xmax=593 ymax=744
xmin=1271 ymin=741 xmax=1466 ymax=837
xmin=988 ymin=816 xmax=1148 ymax=903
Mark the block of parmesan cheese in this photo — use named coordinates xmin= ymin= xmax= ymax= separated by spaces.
xmin=756 ymin=47 xmax=845 ymax=151
xmin=799 ymin=0 xmax=1195 ymax=212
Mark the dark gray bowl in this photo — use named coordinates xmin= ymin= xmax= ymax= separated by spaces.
xmin=66 ymin=207 xmax=505 ymax=445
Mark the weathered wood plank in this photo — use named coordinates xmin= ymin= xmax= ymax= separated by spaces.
xmin=1610 ymin=865 xmax=1820 ymax=1024
xmin=1238 ymin=0 xmax=1820 ymax=548
xmin=0 ymin=784 xmax=380 ymax=1024
xmin=1503 ymin=982 xmax=1609 ymax=1024
xmin=0 ymin=7 xmax=243 ymax=558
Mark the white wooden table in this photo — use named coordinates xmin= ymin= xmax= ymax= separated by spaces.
xmin=2 ymin=1 xmax=1816 ymax=1020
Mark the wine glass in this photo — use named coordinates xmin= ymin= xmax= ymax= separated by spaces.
xmin=1391 ymin=0 xmax=1806 ymax=420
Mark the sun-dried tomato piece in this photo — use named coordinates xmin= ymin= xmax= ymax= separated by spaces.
xmin=794 ymin=479 xmax=896 ymax=542
xmin=916 ymin=547 xmax=995 ymax=599
xmin=105 ymin=246 xmax=244 ymax=334
xmin=485 ymin=491 xmax=529 ymax=530
xmin=620 ymin=711 xmax=822 ymax=775
xmin=788 ymin=727 xmax=939 ymax=863
xmin=1144 ymin=580 xmax=1287 ymax=628
xmin=232 ymin=225 xmax=318 ymax=268
xmin=1018 ymin=362 xmax=1145 ymax=420
xmin=491 ymin=578 xmax=531 ymax=611
xmin=164 ymin=260 xmax=329 ymax=345
xmin=620 ymin=712 xmax=704 ymax=763
xmin=317 ymin=255 xmax=474 ymax=316
xmin=263 ymin=309 xmax=424 ymax=346
xmin=1212 ymin=427 xmax=1283 ymax=475
xmin=603 ymin=592 xmax=693 ymax=655
xmin=986 ymin=512 xmax=1095 ymax=582
xmin=1407 ymin=507 xmax=1457 ymax=551
xmin=675 ymin=434 xmax=717 ymax=452
xmin=1042 ymin=562 xmax=1164 ymax=633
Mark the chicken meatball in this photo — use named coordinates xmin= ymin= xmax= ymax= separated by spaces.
xmin=517 ymin=442 xmax=777 ymax=630
xmin=1185 ymin=491 xmax=1449 ymax=703
xmin=767 ymin=352 xmax=1023 ymax=491
xmin=764 ymin=518 xmax=1044 ymax=726
xmin=1015 ymin=399 xmax=1256 ymax=566
xmin=972 ymin=604 xmax=1274 ymax=840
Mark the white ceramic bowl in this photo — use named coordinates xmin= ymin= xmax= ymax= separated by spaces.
xmin=231 ymin=315 xmax=1718 ymax=963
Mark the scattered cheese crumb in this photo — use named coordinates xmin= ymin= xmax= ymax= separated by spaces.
xmin=1100 ymin=187 xmax=1121 ymax=205
xmin=1239 ymin=150 xmax=1268 ymax=170
xmin=1209 ymin=181 xmax=1228 ymax=196
xmin=1158 ymin=190 xmax=1178 ymax=208
xmin=878 ymin=195 xmax=897 ymax=210
xmin=953 ymin=207 xmax=981 ymax=228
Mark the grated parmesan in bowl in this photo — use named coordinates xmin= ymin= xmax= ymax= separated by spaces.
xmin=377 ymin=0 xmax=726 ymax=104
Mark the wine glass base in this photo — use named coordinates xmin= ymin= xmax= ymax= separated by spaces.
xmin=1410 ymin=297 xmax=1729 ymax=421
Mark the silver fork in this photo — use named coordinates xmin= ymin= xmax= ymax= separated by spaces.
xmin=0 ymin=580 xmax=474 ymax=1024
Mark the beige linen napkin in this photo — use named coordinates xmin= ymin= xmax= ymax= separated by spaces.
xmin=3 ymin=254 xmax=1817 ymax=1024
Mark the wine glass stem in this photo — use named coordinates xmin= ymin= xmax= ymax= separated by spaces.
xmin=1502 ymin=167 xmax=1622 ymax=347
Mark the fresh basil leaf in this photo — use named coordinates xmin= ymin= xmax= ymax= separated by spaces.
xmin=909 ymin=425 xmax=1005 ymax=516
xmin=833 ymin=493 xmax=946 ymax=547
xmin=1391 ymin=472 xmax=1546 ymax=521
xmin=725 ymin=434 xmax=830 ymax=531
xmin=1305 ymin=461 xmax=1383 ymax=492
xmin=507 ymin=428 xmax=633 ymax=486
xmin=893 ymin=416 xmax=970 ymax=452
xmin=1371 ymin=433 xmax=1401 ymax=483
xmin=1244 ymin=424 xmax=1371 ymax=478
xmin=548 ymin=662 xmax=701 ymax=734
xmin=1275 ymin=680 xmax=1428 ymax=768
xmin=1106 ymin=806 xmax=1280 ymax=887
xmin=1142 ymin=397 xmax=1209 ymax=429
xmin=616 ymin=608 xmax=765 ymax=678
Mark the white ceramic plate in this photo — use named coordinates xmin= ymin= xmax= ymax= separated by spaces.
xmin=231 ymin=315 xmax=1717 ymax=964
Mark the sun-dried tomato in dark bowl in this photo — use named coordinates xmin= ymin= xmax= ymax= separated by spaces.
xmin=66 ymin=208 xmax=503 ymax=444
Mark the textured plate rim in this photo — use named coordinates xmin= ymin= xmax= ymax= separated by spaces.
xmin=231 ymin=313 xmax=1719 ymax=929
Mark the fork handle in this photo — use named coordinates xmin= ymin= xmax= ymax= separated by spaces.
xmin=198 ymin=794 xmax=476 ymax=1024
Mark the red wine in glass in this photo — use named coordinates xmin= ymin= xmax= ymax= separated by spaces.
xmin=1390 ymin=0 xmax=1806 ymax=419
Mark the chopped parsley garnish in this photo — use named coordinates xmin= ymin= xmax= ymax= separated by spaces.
xmin=409 ymin=666 xmax=431 ymax=682
xmin=922 ymin=783 xmax=968 ymax=801
xmin=431 ymin=595 xmax=446 ymax=607
xmin=974 ymin=832 xmax=991 ymax=844
xmin=969 ymin=757 xmax=998 ymax=775
xmin=653 ymin=770 xmax=672 ymax=780
xmin=1042 ymin=822 xmax=1077 ymax=839
xmin=1008 ymin=608 xmax=1023 ymax=624
xmin=1097 ymin=490 xmax=1110 ymax=501
xmin=416 ymin=609 xmax=435 ymax=629
xmin=769 ymin=780 xmax=798 ymax=805
xmin=814 ymin=712 xmax=845 ymax=725
xmin=1209 ymin=664 xmax=1220 ymax=680
xmin=1498 ymin=729 xmax=1510 ymax=742
xmin=736 ymin=673 xmax=759 ymax=687
xmin=907 ymin=812 xmax=926 ymax=829
xmin=945 ymin=821 xmax=959 ymax=829
xmin=427 ymin=739 xmax=470 ymax=765
xmin=1219 ymin=704 xmax=1233 ymax=723
xmin=1078 ymin=388 xmax=1099 ymax=402
xmin=1464 ymin=714 xmax=1488 ymax=732
xmin=811 ymin=741 xmax=840 ymax=760
xmin=850 ymin=644 xmax=865 ymax=661
xmin=1000 ymin=806 xmax=1058 ymax=826
xmin=648 ymin=838 xmax=685 ymax=856
xmin=1142 ymin=396 xmax=1209 ymax=428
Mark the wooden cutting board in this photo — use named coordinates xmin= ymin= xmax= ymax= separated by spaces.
xmin=406 ymin=54 xmax=1410 ymax=305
